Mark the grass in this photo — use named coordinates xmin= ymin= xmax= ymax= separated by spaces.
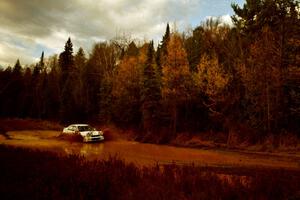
xmin=0 ymin=118 xmax=62 ymax=132
xmin=170 ymin=131 xmax=300 ymax=153
xmin=0 ymin=145 xmax=299 ymax=200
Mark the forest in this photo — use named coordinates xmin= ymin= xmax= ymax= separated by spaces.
xmin=0 ymin=0 xmax=299 ymax=142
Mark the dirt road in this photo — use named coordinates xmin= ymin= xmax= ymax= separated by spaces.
xmin=1 ymin=130 xmax=300 ymax=169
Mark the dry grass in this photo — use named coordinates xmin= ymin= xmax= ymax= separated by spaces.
xmin=171 ymin=131 xmax=300 ymax=154
xmin=170 ymin=132 xmax=225 ymax=149
xmin=246 ymin=133 xmax=300 ymax=153
xmin=0 ymin=145 xmax=299 ymax=200
xmin=0 ymin=118 xmax=62 ymax=132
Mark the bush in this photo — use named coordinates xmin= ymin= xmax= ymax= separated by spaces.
xmin=0 ymin=146 xmax=299 ymax=200
xmin=0 ymin=118 xmax=62 ymax=132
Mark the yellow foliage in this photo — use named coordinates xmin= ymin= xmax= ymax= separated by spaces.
xmin=162 ymin=33 xmax=192 ymax=102
xmin=112 ymin=56 xmax=142 ymax=101
xmin=195 ymin=53 xmax=230 ymax=99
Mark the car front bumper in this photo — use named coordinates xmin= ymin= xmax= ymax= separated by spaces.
xmin=83 ymin=135 xmax=104 ymax=142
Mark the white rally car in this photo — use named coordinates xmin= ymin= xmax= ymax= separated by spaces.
xmin=62 ymin=124 xmax=104 ymax=142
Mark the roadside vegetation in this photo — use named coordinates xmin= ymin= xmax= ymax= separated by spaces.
xmin=0 ymin=118 xmax=62 ymax=132
xmin=0 ymin=145 xmax=299 ymax=200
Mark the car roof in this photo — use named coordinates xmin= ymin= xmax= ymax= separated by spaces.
xmin=69 ymin=124 xmax=90 ymax=127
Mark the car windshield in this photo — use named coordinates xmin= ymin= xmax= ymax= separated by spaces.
xmin=78 ymin=125 xmax=94 ymax=132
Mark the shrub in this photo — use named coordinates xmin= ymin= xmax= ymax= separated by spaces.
xmin=0 ymin=146 xmax=299 ymax=200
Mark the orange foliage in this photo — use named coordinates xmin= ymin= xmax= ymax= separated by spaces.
xmin=162 ymin=33 xmax=192 ymax=102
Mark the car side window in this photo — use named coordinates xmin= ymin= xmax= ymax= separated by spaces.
xmin=73 ymin=126 xmax=78 ymax=132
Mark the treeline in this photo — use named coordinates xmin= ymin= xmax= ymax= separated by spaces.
xmin=0 ymin=0 xmax=299 ymax=139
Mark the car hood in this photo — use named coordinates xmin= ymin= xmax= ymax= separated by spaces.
xmin=79 ymin=131 xmax=100 ymax=137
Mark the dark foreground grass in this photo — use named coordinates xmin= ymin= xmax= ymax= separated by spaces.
xmin=0 ymin=146 xmax=299 ymax=200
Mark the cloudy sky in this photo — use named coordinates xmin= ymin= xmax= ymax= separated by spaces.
xmin=0 ymin=0 xmax=245 ymax=67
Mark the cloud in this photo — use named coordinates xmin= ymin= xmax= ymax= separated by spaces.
xmin=204 ymin=15 xmax=234 ymax=27
xmin=0 ymin=42 xmax=38 ymax=67
xmin=0 ymin=31 xmax=39 ymax=67
xmin=0 ymin=0 xmax=237 ymax=66
xmin=220 ymin=15 xmax=234 ymax=27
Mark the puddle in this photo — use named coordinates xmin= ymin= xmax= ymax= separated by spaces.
xmin=1 ymin=130 xmax=300 ymax=169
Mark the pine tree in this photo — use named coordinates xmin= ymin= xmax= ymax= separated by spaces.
xmin=73 ymin=47 xmax=86 ymax=119
xmin=232 ymin=0 xmax=300 ymax=70
xmin=10 ymin=59 xmax=23 ymax=117
xmin=156 ymin=23 xmax=170 ymax=73
xmin=40 ymin=51 xmax=45 ymax=69
xmin=45 ymin=55 xmax=61 ymax=119
xmin=75 ymin=47 xmax=86 ymax=71
xmin=20 ymin=67 xmax=32 ymax=117
xmin=59 ymin=37 xmax=75 ymax=85
xmin=12 ymin=59 xmax=22 ymax=75
xmin=184 ymin=26 xmax=205 ymax=72
xmin=126 ymin=41 xmax=139 ymax=57
xmin=161 ymin=23 xmax=170 ymax=58
xmin=58 ymin=38 xmax=78 ymax=122
xmin=0 ymin=67 xmax=12 ymax=117
xmin=141 ymin=41 xmax=161 ymax=133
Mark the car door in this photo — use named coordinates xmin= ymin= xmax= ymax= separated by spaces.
xmin=72 ymin=126 xmax=79 ymax=135
xmin=65 ymin=125 xmax=75 ymax=134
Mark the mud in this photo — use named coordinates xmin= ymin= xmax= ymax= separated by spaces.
xmin=1 ymin=130 xmax=300 ymax=169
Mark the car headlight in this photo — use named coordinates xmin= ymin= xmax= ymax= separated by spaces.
xmin=99 ymin=131 xmax=103 ymax=136
xmin=86 ymin=132 xmax=92 ymax=137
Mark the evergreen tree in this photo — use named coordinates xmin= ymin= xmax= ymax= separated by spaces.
xmin=156 ymin=23 xmax=170 ymax=73
xmin=59 ymin=37 xmax=74 ymax=85
xmin=12 ymin=59 xmax=22 ymax=75
xmin=232 ymin=0 xmax=300 ymax=69
xmin=0 ymin=67 xmax=12 ymax=117
xmin=58 ymin=38 xmax=78 ymax=122
xmin=141 ymin=41 xmax=161 ymax=133
xmin=20 ymin=67 xmax=32 ymax=117
xmin=46 ymin=56 xmax=61 ymax=119
xmin=30 ymin=53 xmax=45 ymax=118
xmin=75 ymin=47 xmax=86 ymax=71
xmin=232 ymin=0 xmax=299 ymax=36
xmin=161 ymin=23 xmax=170 ymax=58
xmin=126 ymin=41 xmax=139 ymax=57
xmin=40 ymin=51 xmax=45 ymax=69
xmin=74 ymin=47 xmax=87 ymax=119
xmin=10 ymin=59 xmax=23 ymax=117
xmin=184 ymin=26 xmax=205 ymax=72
